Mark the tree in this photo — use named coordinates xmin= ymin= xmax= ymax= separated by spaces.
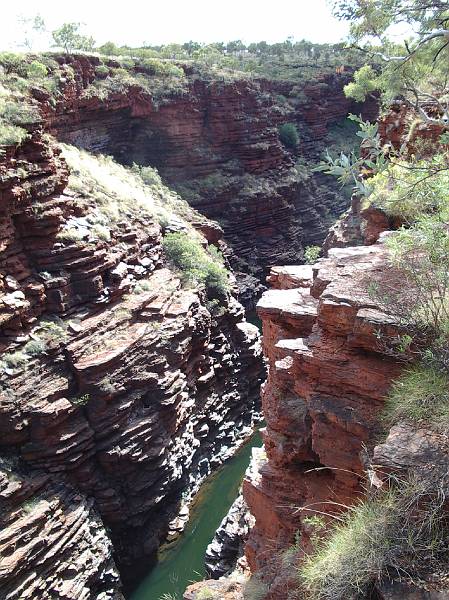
xmin=331 ymin=0 xmax=449 ymax=126
xmin=52 ymin=22 xmax=95 ymax=55
xmin=98 ymin=41 xmax=119 ymax=56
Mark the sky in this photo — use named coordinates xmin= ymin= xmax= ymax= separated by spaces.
xmin=2 ymin=0 xmax=351 ymax=51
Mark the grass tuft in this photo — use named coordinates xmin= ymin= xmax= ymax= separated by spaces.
xmin=384 ymin=363 xmax=449 ymax=426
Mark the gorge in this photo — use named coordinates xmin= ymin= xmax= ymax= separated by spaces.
xmin=1 ymin=9 xmax=449 ymax=599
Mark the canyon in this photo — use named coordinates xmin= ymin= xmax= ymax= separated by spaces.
xmin=42 ymin=55 xmax=377 ymax=306
xmin=0 ymin=53 xmax=382 ymax=600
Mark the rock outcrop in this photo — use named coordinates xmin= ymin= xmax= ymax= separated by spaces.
xmin=205 ymin=493 xmax=254 ymax=579
xmin=243 ymin=236 xmax=405 ymax=595
xmin=0 ymin=126 xmax=264 ymax=598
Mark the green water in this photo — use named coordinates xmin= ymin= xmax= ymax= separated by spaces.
xmin=130 ymin=431 xmax=262 ymax=600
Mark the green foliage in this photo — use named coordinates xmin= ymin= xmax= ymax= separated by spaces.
xmin=26 ymin=60 xmax=48 ymax=79
xmin=91 ymin=224 xmax=111 ymax=241
xmin=23 ymin=339 xmax=47 ymax=356
xmin=304 ymin=245 xmax=321 ymax=264
xmin=278 ymin=122 xmax=299 ymax=149
xmin=0 ymin=123 xmax=28 ymax=147
xmin=385 ymin=217 xmax=449 ymax=334
xmin=131 ymin=163 xmax=163 ymax=187
xmin=2 ymin=351 xmax=28 ymax=369
xmin=0 ymin=52 xmax=26 ymax=74
xmin=384 ymin=363 xmax=449 ymax=426
xmin=367 ymin=154 xmax=449 ymax=221
xmin=95 ymin=65 xmax=110 ymax=77
xmin=52 ymin=22 xmax=95 ymax=54
xmin=163 ymin=233 xmax=229 ymax=297
xmin=82 ymin=65 xmax=188 ymax=106
xmin=56 ymin=227 xmax=86 ymax=243
xmin=332 ymin=1 xmax=449 ymax=118
xmin=95 ymin=38 xmax=365 ymax=83
xmin=344 ymin=65 xmax=379 ymax=102
xmin=299 ymin=480 xmax=446 ymax=600
xmin=71 ymin=393 xmax=90 ymax=406
xmin=134 ymin=280 xmax=152 ymax=294
xmin=39 ymin=319 xmax=67 ymax=342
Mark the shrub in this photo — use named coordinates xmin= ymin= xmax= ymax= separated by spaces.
xmin=278 ymin=122 xmax=299 ymax=149
xmin=134 ymin=280 xmax=152 ymax=294
xmin=39 ymin=319 xmax=67 ymax=343
xmin=56 ymin=227 xmax=86 ymax=243
xmin=0 ymin=122 xmax=28 ymax=147
xmin=3 ymin=351 xmax=28 ymax=369
xmin=384 ymin=363 xmax=449 ymax=426
xmin=304 ymin=245 xmax=321 ymax=264
xmin=369 ymin=216 xmax=449 ymax=369
xmin=344 ymin=65 xmax=379 ymax=102
xmin=0 ymin=101 xmax=40 ymax=126
xmin=91 ymin=224 xmax=111 ymax=241
xmin=367 ymin=154 xmax=449 ymax=222
xmin=95 ymin=65 xmax=110 ymax=77
xmin=163 ymin=233 xmax=229 ymax=297
xmin=131 ymin=163 xmax=162 ymax=187
xmin=71 ymin=393 xmax=90 ymax=406
xmin=23 ymin=339 xmax=47 ymax=356
xmin=26 ymin=60 xmax=48 ymax=79
xmin=0 ymin=52 xmax=26 ymax=74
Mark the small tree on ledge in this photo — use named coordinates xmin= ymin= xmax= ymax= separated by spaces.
xmin=52 ymin=23 xmax=95 ymax=55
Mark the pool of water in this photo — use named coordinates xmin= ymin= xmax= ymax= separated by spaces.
xmin=129 ymin=430 xmax=262 ymax=600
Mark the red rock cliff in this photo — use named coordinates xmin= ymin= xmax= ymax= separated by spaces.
xmin=37 ymin=56 xmax=377 ymax=306
xmin=0 ymin=123 xmax=264 ymax=599
xmin=243 ymin=223 xmax=406 ymax=596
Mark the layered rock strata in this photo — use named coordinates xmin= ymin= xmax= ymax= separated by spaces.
xmin=243 ymin=243 xmax=405 ymax=594
xmin=0 ymin=130 xmax=264 ymax=598
xmin=35 ymin=56 xmax=376 ymax=304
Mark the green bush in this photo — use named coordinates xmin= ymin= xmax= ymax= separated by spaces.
xmin=95 ymin=65 xmax=110 ymax=77
xmin=131 ymin=163 xmax=162 ymax=187
xmin=26 ymin=60 xmax=48 ymax=79
xmin=367 ymin=154 xmax=449 ymax=222
xmin=278 ymin=122 xmax=299 ymax=149
xmin=0 ymin=52 xmax=27 ymax=74
xmin=304 ymin=245 xmax=321 ymax=264
xmin=384 ymin=363 xmax=449 ymax=426
xmin=0 ymin=123 xmax=28 ymax=147
xmin=163 ymin=233 xmax=229 ymax=297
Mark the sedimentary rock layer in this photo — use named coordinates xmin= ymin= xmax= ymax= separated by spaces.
xmin=37 ymin=56 xmax=377 ymax=304
xmin=243 ymin=243 xmax=404 ymax=595
xmin=0 ymin=129 xmax=264 ymax=598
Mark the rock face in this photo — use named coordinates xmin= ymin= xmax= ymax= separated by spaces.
xmin=38 ymin=56 xmax=377 ymax=305
xmin=243 ymin=236 xmax=406 ymax=595
xmin=205 ymin=493 xmax=254 ymax=579
xmin=0 ymin=128 xmax=264 ymax=598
